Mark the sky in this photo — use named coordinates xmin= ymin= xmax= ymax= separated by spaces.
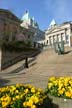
xmin=0 ymin=0 xmax=72 ymax=30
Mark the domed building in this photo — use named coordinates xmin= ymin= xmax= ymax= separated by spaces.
xmin=20 ymin=11 xmax=45 ymax=46
xmin=21 ymin=11 xmax=39 ymax=29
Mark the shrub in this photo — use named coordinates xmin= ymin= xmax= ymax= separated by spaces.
xmin=1 ymin=41 xmax=35 ymax=52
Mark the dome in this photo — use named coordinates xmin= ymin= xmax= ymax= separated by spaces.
xmin=21 ymin=11 xmax=30 ymax=21
xmin=21 ymin=11 xmax=39 ymax=29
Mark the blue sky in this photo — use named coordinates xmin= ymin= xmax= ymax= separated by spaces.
xmin=0 ymin=0 xmax=72 ymax=30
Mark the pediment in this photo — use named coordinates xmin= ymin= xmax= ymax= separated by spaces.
xmin=52 ymin=27 xmax=61 ymax=32
xmin=47 ymin=27 xmax=63 ymax=34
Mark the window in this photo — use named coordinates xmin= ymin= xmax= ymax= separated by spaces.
xmin=47 ymin=40 xmax=48 ymax=44
xmin=61 ymin=33 xmax=64 ymax=40
xmin=65 ymin=28 xmax=68 ymax=31
xmin=66 ymin=35 xmax=68 ymax=40
xmin=71 ymin=29 xmax=72 ymax=33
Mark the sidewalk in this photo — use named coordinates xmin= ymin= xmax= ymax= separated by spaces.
xmin=0 ymin=47 xmax=72 ymax=89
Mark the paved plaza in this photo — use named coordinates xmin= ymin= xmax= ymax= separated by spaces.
xmin=0 ymin=47 xmax=72 ymax=89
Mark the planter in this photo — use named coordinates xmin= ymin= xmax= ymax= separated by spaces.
xmin=48 ymin=95 xmax=72 ymax=108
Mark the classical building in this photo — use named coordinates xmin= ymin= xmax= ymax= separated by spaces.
xmin=45 ymin=20 xmax=72 ymax=47
xmin=20 ymin=11 xmax=45 ymax=45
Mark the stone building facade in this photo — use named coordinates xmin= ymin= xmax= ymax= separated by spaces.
xmin=0 ymin=9 xmax=34 ymax=43
xmin=0 ymin=9 xmax=35 ymax=71
xmin=0 ymin=9 xmax=21 ymax=42
xmin=45 ymin=20 xmax=72 ymax=47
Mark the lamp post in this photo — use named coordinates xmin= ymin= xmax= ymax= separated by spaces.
xmin=25 ymin=57 xmax=28 ymax=68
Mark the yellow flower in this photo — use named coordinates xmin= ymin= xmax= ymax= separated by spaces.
xmin=48 ymin=83 xmax=53 ymax=89
xmin=15 ymin=95 xmax=20 ymax=99
xmin=10 ymin=86 xmax=16 ymax=91
xmin=31 ymin=87 xmax=36 ymax=93
xmin=31 ymin=96 xmax=39 ymax=104
xmin=15 ymin=90 xmax=19 ymax=93
xmin=65 ymin=91 xmax=71 ymax=98
xmin=20 ymin=94 xmax=24 ymax=98
xmin=28 ymin=100 xmax=33 ymax=107
xmin=24 ymin=89 xmax=29 ymax=94
xmin=36 ymin=91 xmax=40 ymax=95
xmin=31 ymin=105 xmax=37 ymax=108
xmin=13 ymin=97 xmax=16 ymax=101
xmin=1 ymin=95 xmax=11 ymax=107
xmin=2 ymin=101 xmax=8 ymax=108
xmin=58 ymin=89 xmax=64 ymax=95
xmin=23 ymin=102 xmax=28 ymax=107
xmin=23 ymin=100 xmax=33 ymax=107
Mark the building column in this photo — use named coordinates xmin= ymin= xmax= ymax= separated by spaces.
xmin=56 ymin=35 xmax=58 ymax=42
xmin=53 ymin=36 xmax=54 ymax=44
xmin=69 ymin=35 xmax=71 ymax=47
xmin=51 ymin=36 xmax=53 ymax=45
xmin=68 ymin=28 xmax=71 ymax=47
xmin=64 ymin=28 xmax=69 ymax=45
xmin=64 ymin=33 xmax=66 ymax=43
xmin=58 ymin=34 xmax=61 ymax=42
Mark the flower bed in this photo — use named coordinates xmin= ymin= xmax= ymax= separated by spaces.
xmin=0 ymin=84 xmax=51 ymax=108
xmin=45 ymin=76 xmax=72 ymax=108
xmin=46 ymin=76 xmax=72 ymax=99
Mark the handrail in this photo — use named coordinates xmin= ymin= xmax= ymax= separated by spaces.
xmin=2 ymin=48 xmax=41 ymax=69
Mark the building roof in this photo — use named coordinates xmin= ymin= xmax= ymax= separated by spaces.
xmin=49 ymin=19 xmax=57 ymax=27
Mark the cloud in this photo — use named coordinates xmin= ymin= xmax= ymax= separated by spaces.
xmin=44 ymin=0 xmax=72 ymax=24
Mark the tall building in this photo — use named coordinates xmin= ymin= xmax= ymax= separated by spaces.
xmin=45 ymin=20 xmax=72 ymax=47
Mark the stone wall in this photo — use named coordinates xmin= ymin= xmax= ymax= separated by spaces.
xmin=1 ymin=49 xmax=26 ymax=70
xmin=0 ymin=48 xmax=2 ymax=71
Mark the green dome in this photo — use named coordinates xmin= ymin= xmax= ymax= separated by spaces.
xmin=21 ymin=11 xmax=39 ymax=29
xmin=21 ymin=11 xmax=31 ymax=21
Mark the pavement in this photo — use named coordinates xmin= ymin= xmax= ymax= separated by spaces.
xmin=0 ymin=46 xmax=72 ymax=89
